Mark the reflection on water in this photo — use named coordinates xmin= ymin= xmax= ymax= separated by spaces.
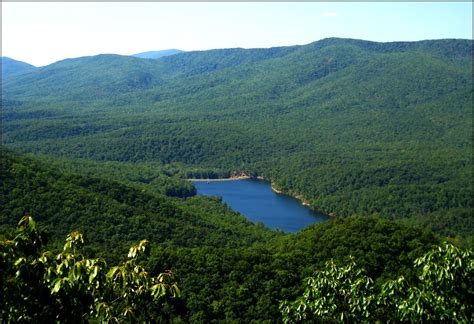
xmin=193 ymin=179 xmax=328 ymax=233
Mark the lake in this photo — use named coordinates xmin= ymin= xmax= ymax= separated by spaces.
xmin=192 ymin=179 xmax=329 ymax=232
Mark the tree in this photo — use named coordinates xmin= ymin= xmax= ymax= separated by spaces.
xmin=1 ymin=216 xmax=180 ymax=322
xmin=279 ymin=257 xmax=375 ymax=322
xmin=280 ymin=243 xmax=474 ymax=322
xmin=379 ymin=242 xmax=474 ymax=321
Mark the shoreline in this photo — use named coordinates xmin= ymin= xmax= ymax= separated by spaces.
xmin=272 ymin=184 xmax=326 ymax=213
xmin=189 ymin=175 xmax=333 ymax=217
xmin=187 ymin=176 xmax=251 ymax=182
xmin=271 ymin=186 xmax=284 ymax=195
xmin=272 ymin=186 xmax=310 ymax=206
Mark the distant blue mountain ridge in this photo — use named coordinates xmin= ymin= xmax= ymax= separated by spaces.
xmin=1 ymin=57 xmax=37 ymax=79
xmin=132 ymin=49 xmax=184 ymax=59
xmin=1 ymin=50 xmax=184 ymax=79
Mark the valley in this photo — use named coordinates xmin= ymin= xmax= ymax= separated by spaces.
xmin=2 ymin=38 xmax=472 ymax=239
xmin=193 ymin=178 xmax=328 ymax=232
xmin=1 ymin=37 xmax=473 ymax=321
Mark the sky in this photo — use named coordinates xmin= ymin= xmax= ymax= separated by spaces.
xmin=2 ymin=2 xmax=472 ymax=67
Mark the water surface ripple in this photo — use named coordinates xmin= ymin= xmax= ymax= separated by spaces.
xmin=193 ymin=179 xmax=328 ymax=232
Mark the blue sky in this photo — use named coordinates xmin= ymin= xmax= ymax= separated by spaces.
xmin=2 ymin=2 xmax=472 ymax=66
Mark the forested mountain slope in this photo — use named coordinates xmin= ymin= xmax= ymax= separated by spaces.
xmin=2 ymin=38 xmax=473 ymax=240
xmin=0 ymin=149 xmax=442 ymax=321
xmin=132 ymin=49 xmax=184 ymax=59
xmin=0 ymin=149 xmax=276 ymax=261
xmin=1 ymin=57 xmax=37 ymax=79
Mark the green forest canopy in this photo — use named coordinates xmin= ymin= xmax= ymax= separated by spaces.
xmin=1 ymin=37 xmax=473 ymax=320
xmin=2 ymin=149 xmax=472 ymax=321
xmin=3 ymin=38 xmax=472 ymax=241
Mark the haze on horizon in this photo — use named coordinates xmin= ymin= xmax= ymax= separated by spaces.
xmin=2 ymin=2 xmax=472 ymax=67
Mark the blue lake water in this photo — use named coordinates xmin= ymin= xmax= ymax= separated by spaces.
xmin=193 ymin=179 xmax=329 ymax=233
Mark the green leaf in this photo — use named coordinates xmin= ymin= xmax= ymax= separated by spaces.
xmin=51 ymin=279 xmax=62 ymax=294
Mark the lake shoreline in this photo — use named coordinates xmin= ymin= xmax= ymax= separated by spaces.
xmin=192 ymin=178 xmax=328 ymax=232
xmin=187 ymin=176 xmax=252 ymax=182
xmin=271 ymin=185 xmax=311 ymax=206
xmin=188 ymin=176 xmax=333 ymax=217
xmin=271 ymin=184 xmax=334 ymax=216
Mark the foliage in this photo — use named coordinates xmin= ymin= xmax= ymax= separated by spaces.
xmin=1 ymin=150 xmax=447 ymax=321
xmin=398 ymin=208 xmax=474 ymax=248
xmin=277 ymin=215 xmax=437 ymax=281
xmin=2 ymin=35 xmax=473 ymax=321
xmin=0 ymin=150 xmax=277 ymax=261
xmin=280 ymin=258 xmax=375 ymax=322
xmin=281 ymin=243 xmax=474 ymax=322
xmin=379 ymin=242 xmax=474 ymax=321
xmin=1 ymin=216 xmax=180 ymax=322
xmin=34 ymin=155 xmax=197 ymax=198
xmin=2 ymin=38 xmax=472 ymax=243
xmin=149 ymin=216 xmax=438 ymax=322
xmin=1 ymin=56 xmax=37 ymax=79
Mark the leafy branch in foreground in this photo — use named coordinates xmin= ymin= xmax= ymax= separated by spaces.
xmin=1 ymin=216 xmax=180 ymax=322
xmin=378 ymin=242 xmax=474 ymax=321
xmin=279 ymin=257 xmax=375 ymax=322
xmin=280 ymin=242 xmax=473 ymax=322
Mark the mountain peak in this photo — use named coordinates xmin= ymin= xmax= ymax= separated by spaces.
xmin=1 ymin=56 xmax=37 ymax=79
xmin=132 ymin=49 xmax=184 ymax=59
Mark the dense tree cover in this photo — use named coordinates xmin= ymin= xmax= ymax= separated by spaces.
xmin=132 ymin=49 xmax=184 ymax=59
xmin=1 ymin=150 xmax=448 ymax=321
xmin=35 ymin=155 xmax=197 ymax=198
xmin=2 ymin=38 xmax=472 ymax=244
xmin=265 ymin=146 xmax=473 ymax=245
xmin=1 ymin=216 xmax=180 ymax=322
xmin=399 ymin=207 xmax=474 ymax=248
xmin=1 ymin=38 xmax=472 ymax=320
xmin=281 ymin=242 xmax=474 ymax=322
xmin=0 ymin=150 xmax=277 ymax=262
xmin=1 ymin=57 xmax=37 ymax=79
xmin=148 ymin=216 xmax=438 ymax=321
xmin=275 ymin=215 xmax=437 ymax=283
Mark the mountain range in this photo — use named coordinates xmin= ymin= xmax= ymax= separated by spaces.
xmin=2 ymin=37 xmax=473 ymax=242
xmin=1 ymin=37 xmax=473 ymax=321
xmin=132 ymin=49 xmax=184 ymax=59
xmin=1 ymin=56 xmax=37 ymax=79
xmin=1 ymin=49 xmax=184 ymax=75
